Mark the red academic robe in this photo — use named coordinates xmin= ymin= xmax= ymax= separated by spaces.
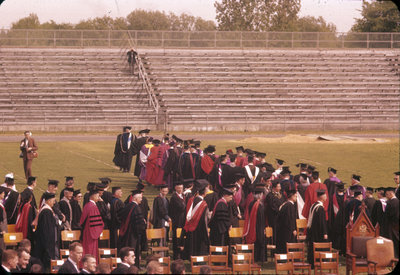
xmin=235 ymin=156 xmax=247 ymax=167
xmin=80 ymin=201 xmax=104 ymax=262
xmin=302 ymin=182 xmax=329 ymax=220
xmin=146 ymin=146 xmax=165 ymax=186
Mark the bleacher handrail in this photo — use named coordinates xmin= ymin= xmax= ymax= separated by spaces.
xmin=0 ymin=29 xmax=399 ymax=49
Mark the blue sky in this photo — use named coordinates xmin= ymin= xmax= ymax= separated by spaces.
xmin=0 ymin=0 xmax=364 ymax=32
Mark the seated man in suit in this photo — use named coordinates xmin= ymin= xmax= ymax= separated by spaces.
xmin=11 ymin=248 xmax=31 ymax=273
xmin=58 ymin=242 xmax=83 ymax=274
xmin=111 ymin=247 xmax=135 ymax=274
xmin=80 ymin=254 xmax=96 ymax=274
xmin=1 ymin=249 xmax=18 ymax=274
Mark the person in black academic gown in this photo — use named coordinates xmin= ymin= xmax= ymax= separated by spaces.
xmin=363 ymin=187 xmax=376 ymax=214
xmin=60 ymin=176 xmax=74 ymax=200
xmin=180 ymin=180 xmax=210 ymax=259
xmin=95 ymin=182 xmax=111 ymax=229
xmin=110 ymin=187 xmax=124 ymax=249
xmin=331 ymin=182 xmax=346 ymax=255
xmin=209 ymin=188 xmax=233 ymax=246
xmin=265 ymin=180 xmax=285 ymax=245
xmin=33 ymin=192 xmax=60 ymax=272
xmin=152 ymin=185 xmax=171 ymax=243
xmin=382 ymin=187 xmax=399 ymax=258
xmin=179 ymin=144 xmax=201 ymax=182
xmin=113 ymin=126 xmax=135 ymax=172
xmin=59 ymin=187 xmax=74 ymax=230
xmin=371 ymin=187 xmax=386 ymax=230
xmin=117 ymin=190 xmax=146 ymax=267
xmin=70 ymin=189 xmax=82 ymax=230
xmin=276 ymin=190 xmax=298 ymax=254
xmin=168 ymin=182 xmax=186 ymax=259
xmin=20 ymin=176 xmax=37 ymax=212
xmin=306 ymin=189 xmax=328 ymax=268
xmin=345 ymin=190 xmax=369 ymax=225
xmin=133 ymin=129 xmax=150 ymax=181
xmin=4 ymin=186 xmax=20 ymax=224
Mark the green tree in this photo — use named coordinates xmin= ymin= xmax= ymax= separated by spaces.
xmin=351 ymin=0 xmax=400 ymax=32
xmin=214 ymin=0 xmax=301 ymax=31
xmin=294 ymin=16 xmax=337 ymax=32
xmin=11 ymin=13 xmax=40 ymax=29
xmin=126 ymin=9 xmax=170 ymax=30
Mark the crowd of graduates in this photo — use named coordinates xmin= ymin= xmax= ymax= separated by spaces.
xmin=0 ymin=128 xmax=398 ymax=274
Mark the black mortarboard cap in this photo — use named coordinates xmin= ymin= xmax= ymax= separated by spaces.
xmin=256 ymin=152 xmax=266 ymax=158
xmin=385 ymin=187 xmax=396 ymax=193
xmin=352 ymin=174 xmax=361 ymax=182
xmin=296 ymin=163 xmax=307 ymax=169
xmin=307 ymin=165 xmax=315 ymax=171
xmin=316 ymin=189 xmax=326 ymax=197
xmin=366 ymin=187 xmax=374 ymax=192
xmin=65 ymin=187 xmax=74 ymax=192
xmin=43 ymin=192 xmax=56 ymax=200
xmin=87 ymin=182 xmax=96 ymax=191
xmin=375 ymin=187 xmax=384 ymax=193
xmin=206 ymin=145 xmax=216 ymax=153
xmin=99 ymin=177 xmax=112 ymax=184
xmin=131 ymin=189 xmax=142 ymax=196
xmin=48 ymin=179 xmax=59 ymax=186
xmin=336 ymin=182 xmax=345 ymax=191
xmin=159 ymin=184 xmax=168 ymax=189
xmin=73 ymin=189 xmax=81 ymax=196
xmin=236 ymin=146 xmax=244 ymax=152
xmin=112 ymin=187 xmax=121 ymax=194
xmin=123 ymin=126 xmax=132 ymax=131
xmin=27 ymin=176 xmax=36 ymax=183
xmin=194 ymin=140 xmax=201 ymax=146
xmin=183 ymin=178 xmax=194 ymax=188
xmin=65 ymin=176 xmax=74 ymax=181
xmin=271 ymin=179 xmax=280 ymax=188
xmin=153 ymin=139 xmax=161 ymax=145
xmin=245 ymin=149 xmax=254 ymax=155
xmin=139 ymin=129 xmax=150 ymax=134
xmin=95 ymin=182 xmax=107 ymax=190
xmin=226 ymin=149 xmax=233 ymax=155
xmin=281 ymin=166 xmax=291 ymax=174
xmin=312 ymin=171 xmax=319 ymax=178
xmin=287 ymin=189 xmax=297 ymax=198
xmin=276 ymin=159 xmax=284 ymax=165
xmin=137 ymin=182 xmax=145 ymax=190
xmin=221 ymin=188 xmax=234 ymax=196
xmin=354 ymin=190 xmax=362 ymax=197
xmin=194 ymin=179 xmax=209 ymax=191
xmin=89 ymin=189 xmax=100 ymax=196
xmin=394 ymin=171 xmax=400 ymax=176
xmin=349 ymin=185 xmax=358 ymax=191
xmin=328 ymin=167 xmax=337 ymax=174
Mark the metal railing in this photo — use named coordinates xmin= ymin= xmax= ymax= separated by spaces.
xmin=1 ymin=29 xmax=399 ymax=49
xmin=124 ymin=31 xmax=160 ymax=125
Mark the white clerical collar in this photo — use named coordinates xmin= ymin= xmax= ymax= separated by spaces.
xmin=2 ymin=265 xmax=10 ymax=272
xmin=28 ymin=186 xmax=33 ymax=190
xmin=177 ymin=193 xmax=183 ymax=199
xmin=90 ymin=200 xmax=96 ymax=205
xmin=121 ymin=262 xmax=130 ymax=268
xmin=288 ymin=200 xmax=294 ymax=204
xmin=82 ymin=269 xmax=90 ymax=274
xmin=133 ymin=201 xmax=138 ymax=205
xmin=197 ymin=195 xmax=203 ymax=200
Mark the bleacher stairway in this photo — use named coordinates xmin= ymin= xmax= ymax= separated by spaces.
xmin=142 ymin=49 xmax=400 ymax=131
xmin=0 ymin=48 xmax=156 ymax=131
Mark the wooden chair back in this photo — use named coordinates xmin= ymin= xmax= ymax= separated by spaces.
xmin=313 ymin=242 xmax=332 ymax=268
xmin=3 ymin=232 xmax=23 ymax=247
xmin=50 ymin=259 xmax=66 ymax=274
xmin=296 ymin=219 xmax=307 ymax=242
xmin=238 ymin=219 xmax=244 ymax=228
xmin=191 ymin=255 xmax=210 ymax=274
xmin=235 ymin=244 xmax=255 ymax=264
xmin=146 ymin=228 xmax=169 ymax=255
xmin=7 ymin=224 xmax=16 ymax=233
xmin=275 ymin=253 xmax=294 ymax=274
xmin=232 ymin=253 xmax=251 ymax=274
xmin=229 ymin=227 xmax=243 ymax=242
xmin=209 ymin=245 xmax=229 ymax=268
xmin=147 ymin=228 xmax=166 ymax=240
xmin=158 ymin=256 xmax=171 ymax=274
xmin=60 ymin=249 xmax=70 ymax=259
xmin=265 ymin=226 xmax=273 ymax=238
xmin=287 ymin=242 xmax=305 ymax=262
xmin=99 ymin=229 xmax=110 ymax=248
xmin=366 ymin=237 xmax=397 ymax=273
xmin=319 ymin=251 xmax=339 ymax=275
xmin=98 ymin=248 xmax=117 ymax=262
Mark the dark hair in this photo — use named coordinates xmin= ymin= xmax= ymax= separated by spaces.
xmin=2 ymin=249 xmax=17 ymax=264
xmin=127 ymin=265 xmax=139 ymax=274
xmin=96 ymin=262 xmax=111 ymax=274
xmin=82 ymin=254 xmax=96 ymax=264
xmin=27 ymin=177 xmax=36 ymax=186
xmin=18 ymin=239 xmax=31 ymax=249
xmin=119 ymin=247 xmax=134 ymax=262
xmin=17 ymin=248 xmax=29 ymax=258
xmin=198 ymin=188 xmax=207 ymax=196
xmin=171 ymin=259 xmax=185 ymax=274
xmin=247 ymin=155 xmax=254 ymax=163
xmin=69 ymin=242 xmax=83 ymax=252
xmin=30 ymin=264 xmax=43 ymax=273
xmin=145 ymin=254 xmax=161 ymax=266
xmin=200 ymin=265 xmax=212 ymax=274
xmin=21 ymin=193 xmax=33 ymax=205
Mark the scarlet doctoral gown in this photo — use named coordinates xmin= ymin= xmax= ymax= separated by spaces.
xmin=146 ymin=145 xmax=166 ymax=186
xmin=301 ymin=182 xmax=329 ymax=220
xmin=80 ymin=201 xmax=104 ymax=262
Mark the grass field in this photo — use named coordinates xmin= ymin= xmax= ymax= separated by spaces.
xmin=0 ymin=133 xmax=398 ymax=273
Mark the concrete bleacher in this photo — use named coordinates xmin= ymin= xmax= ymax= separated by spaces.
xmin=141 ymin=49 xmax=400 ymax=131
xmin=0 ymin=48 xmax=156 ymax=131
